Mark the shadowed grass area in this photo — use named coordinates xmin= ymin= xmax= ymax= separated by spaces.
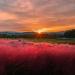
xmin=1 ymin=38 xmax=75 ymax=44
xmin=21 ymin=38 xmax=75 ymax=44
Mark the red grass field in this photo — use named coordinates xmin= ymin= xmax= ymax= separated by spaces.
xmin=0 ymin=39 xmax=75 ymax=75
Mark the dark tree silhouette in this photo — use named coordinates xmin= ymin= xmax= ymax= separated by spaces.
xmin=64 ymin=29 xmax=75 ymax=38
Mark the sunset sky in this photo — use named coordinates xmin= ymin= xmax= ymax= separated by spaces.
xmin=0 ymin=0 xmax=75 ymax=32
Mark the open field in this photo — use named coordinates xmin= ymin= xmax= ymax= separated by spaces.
xmin=0 ymin=39 xmax=74 ymax=75
xmin=19 ymin=38 xmax=75 ymax=44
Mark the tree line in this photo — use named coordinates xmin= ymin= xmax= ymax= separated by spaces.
xmin=0 ymin=29 xmax=74 ymax=38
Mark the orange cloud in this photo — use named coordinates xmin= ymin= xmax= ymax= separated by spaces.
xmin=0 ymin=11 xmax=17 ymax=21
xmin=34 ymin=25 xmax=75 ymax=32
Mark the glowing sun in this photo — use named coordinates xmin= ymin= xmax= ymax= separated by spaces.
xmin=37 ymin=30 xmax=42 ymax=34
xmin=34 ymin=28 xmax=47 ymax=34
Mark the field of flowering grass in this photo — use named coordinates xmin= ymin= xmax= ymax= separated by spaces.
xmin=0 ymin=39 xmax=75 ymax=75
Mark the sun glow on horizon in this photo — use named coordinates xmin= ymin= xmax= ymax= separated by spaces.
xmin=34 ymin=30 xmax=43 ymax=34
xmin=34 ymin=25 xmax=75 ymax=33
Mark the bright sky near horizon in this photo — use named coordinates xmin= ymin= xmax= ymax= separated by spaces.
xmin=0 ymin=0 xmax=75 ymax=32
